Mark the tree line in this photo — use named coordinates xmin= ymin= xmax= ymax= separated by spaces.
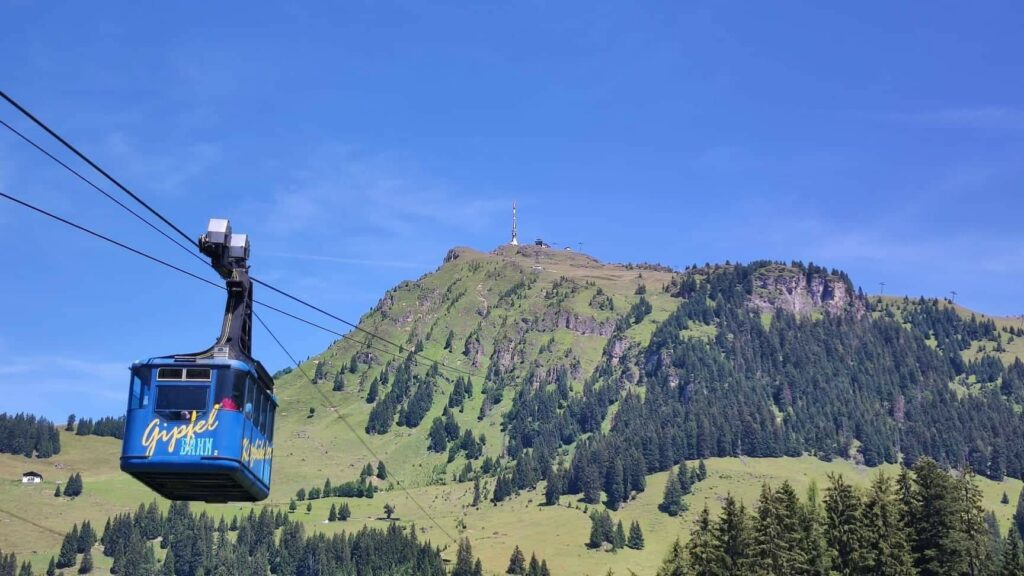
xmin=0 ymin=412 xmax=61 ymax=458
xmin=46 ymin=499 xmax=466 ymax=576
xmin=658 ymin=457 xmax=1024 ymax=576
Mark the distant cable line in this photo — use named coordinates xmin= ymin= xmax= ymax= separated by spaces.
xmin=253 ymin=310 xmax=458 ymax=545
xmin=0 ymin=91 xmax=478 ymax=378
xmin=0 ymin=90 xmax=199 ymax=249
xmin=0 ymin=117 xmax=210 ymax=269
xmin=0 ymin=189 xmax=467 ymax=377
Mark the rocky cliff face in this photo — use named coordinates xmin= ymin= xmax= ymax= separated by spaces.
xmin=748 ymin=264 xmax=865 ymax=316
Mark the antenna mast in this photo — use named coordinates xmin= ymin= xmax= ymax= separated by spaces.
xmin=510 ymin=202 xmax=519 ymax=246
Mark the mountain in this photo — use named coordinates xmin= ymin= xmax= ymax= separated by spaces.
xmin=2 ymin=244 xmax=1023 ymax=575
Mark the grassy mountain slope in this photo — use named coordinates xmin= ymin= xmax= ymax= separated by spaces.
xmin=2 ymin=245 xmax=1023 ymax=575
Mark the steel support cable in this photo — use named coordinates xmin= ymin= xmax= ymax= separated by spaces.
xmin=253 ymin=311 xmax=458 ymax=545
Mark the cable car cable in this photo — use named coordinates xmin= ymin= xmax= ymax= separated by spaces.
xmin=0 ymin=117 xmax=210 ymax=269
xmin=0 ymin=189 xmax=468 ymax=524
xmin=253 ymin=310 xmax=459 ymax=545
xmin=0 ymin=189 xmax=470 ymax=376
xmin=0 ymin=90 xmax=198 ymax=249
xmin=0 ymin=91 xmax=481 ymax=377
xmin=251 ymin=277 xmax=477 ymax=377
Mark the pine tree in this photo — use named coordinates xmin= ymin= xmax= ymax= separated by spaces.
xmin=77 ymin=550 xmax=92 ymax=574
xmin=18 ymin=561 xmax=31 ymax=576
xmin=340 ymin=502 xmax=351 ymax=520
xmin=713 ymin=494 xmax=750 ymax=574
xmin=472 ymin=477 xmax=482 ymax=507
xmin=452 ymin=538 xmax=477 ymax=576
xmin=377 ymin=461 xmax=388 ymax=479
xmin=506 ymin=546 xmax=526 ymax=575
xmin=862 ymin=471 xmax=915 ymax=576
xmin=544 ymin=468 xmax=562 ymax=506
xmin=698 ymin=459 xmax=708 ymax=481
xmin=428 ymin=417 xmax=448 ymax=452
xmin=656 ymin=539 xmax=688 ymax=576
xmin=824 ymin=473 xmax=867 ymax=576
xmin=910 ymin=458 xmax=961 ymax=576
xmin=750 ymin=482 xmax=794 ymax=574
xmin=54 ymin=484 xmax=61 ymax=498
xmin=660 ymin=466 xmax=684 ymax=517
xmin=613 ymin=520 xmax=626 ymax=550
xmin=1002 ymin=491 xmax=1010 ymax=505
xmin=687 ymin=505 xmax=724 ymax=576
xmin=1001 ymin=528 xmax=1024 ymax=575
xmin=56 ymin=532 xmax=76 ymax=569
xmin=159 ymin=550 xmax=175 ymax=576
xmin=956 ymin=467 xmax=996 ymax=576
xmin=588 ymin=510 xmax=614 ymax=549
xmin=800 ymin=481 xmax=830 ymax=576
xmin=46 ymin=557 xmax=55 ymax=576
xmin=678 ymin=462 xmax=692 ymax=495
xmin=539 ymin=559 xmax=551 ymax=576
xmin=1015 ymin=486 xmax=1024 ymax=539
xmin=627 ymin=521 xmax=645 ymax=550
xmin=328 ymin=503 xmax=337 ymax=522
xmin=289 ymin=498 xmax=297 ymax=513
xmin=305 ymin=502 xmax=312 ymax=514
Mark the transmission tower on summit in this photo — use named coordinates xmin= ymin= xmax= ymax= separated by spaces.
xmin=510 ymin=201 xmax=519 ymax=246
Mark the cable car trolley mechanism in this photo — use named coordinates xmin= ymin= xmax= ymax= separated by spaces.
xmin=121 ymin=219 xmax=276 ymax=502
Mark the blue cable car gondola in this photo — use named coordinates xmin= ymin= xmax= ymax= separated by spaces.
xmin=121 ymin=219 xmax=276 ymax=502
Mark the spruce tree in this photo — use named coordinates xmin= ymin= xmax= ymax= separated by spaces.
xmin=56 ymin=532 xmax=76 ymax=569
xmin=799 ymin=481 xmax=829 ymax=576
xmin=613 ymin=520 xmax=626 ymax=550
xmin=377 ymin=461 xmax=388 ymax=480
xmin=77 ymin=550 xmax=92 ymax=574
xmin=506 ymin=545 xmax=526 ymax=575
xmin=539 ymin=559 xmax=551 ymax=576
xmin=527 ymin=554 xmax=541 ymax=576
xmin=46 ymin=557 xmax=55 ymax=576
xmin=910 ymin=458 xmax=961 ymax=575
xmin=713 ymin=494 xmax=750 ymax=573
xmin=862 ymin=471 xmax=915 ymax=576
xmin=340 ymin=502 xmax=351 ymax=520
xmin=1015 ymin=486 xmax=1024 ymax=539
xmin=697 ymin=459 xmax=707 ymax=481
xmin=660 ymin=466 xmax=684 ymax=517
xmin=1002 ymin=491 xmax=1010 ymax=505
xmin=289 ymin=499 xmax=297 ymax=513
xmin=824 ymin=473 xmax=867 ymax=576
xmin=627 ymin=521 xmax=645 ymax=550
xmin=656 ymin=539 xmax=688 ymax=576
xmin=18 ymin=561 xmax=31 ymax=576
xmin=1001 ymin=528 xmax=1024 ymax=576
xmin=956 ymin=467 xmax=996 ymax=576
xmin=687 ymin=505 xmax=724 ymax=576
xmin=159 ymin=550 xmax=175 ymax=576
xmin=305 ymin=502 xmax=312 ymax=514
xmin=54 ymin=484 xmax=61 ymax=498
xmin=452 ymin=538 xmax=476 ymax=576
xmin=472 ymin=477 xmax=482 ymax=507
xmin=328 ymin=503 xmax=337 ymax=522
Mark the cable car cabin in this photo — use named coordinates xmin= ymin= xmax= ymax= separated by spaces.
xmin=121 ymin=218 xmax=277 ymax=502
xmin=121 ymin=357 xmax=275 ymax=502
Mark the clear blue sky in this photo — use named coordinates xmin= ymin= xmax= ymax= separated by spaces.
xmin=2 ymin=1 xmax=1022 ymax=419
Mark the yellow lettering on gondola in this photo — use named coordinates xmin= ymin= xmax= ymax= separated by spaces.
xmin=241 ymin=437 xmax=273 ymax=465
xmin=141 ymin=405 xmax=221 ymax=457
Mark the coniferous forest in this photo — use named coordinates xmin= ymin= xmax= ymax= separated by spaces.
xmin=46 ymin=500 xmax=461 ymax=576
xmin=658 ymin=458 xmax=1024 ymax=576
xmin=496 ymin=262 xmax=1024 ymax=513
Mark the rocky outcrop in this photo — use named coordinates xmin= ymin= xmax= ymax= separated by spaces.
xmin=749 ymin=265 xmax=865 ymax=317
xmin=535 ymin=307 xmax=617 ymax=337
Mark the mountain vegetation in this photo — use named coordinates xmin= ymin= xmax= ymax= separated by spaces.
xmin=3 ymin=245 xmax=1024 ymax=575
